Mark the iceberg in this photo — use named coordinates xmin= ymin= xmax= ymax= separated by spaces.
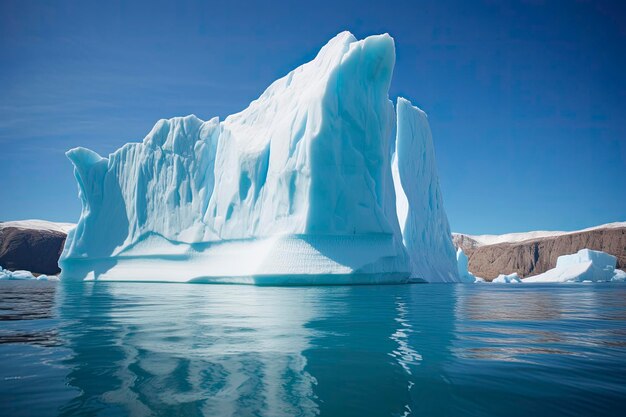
xmin=613 ymin=269 xmax=626 ymax=282
xmin=492 ymin=273 xmax=522 ymax=284
xmin=456 ymin=248 xmax=483 ymax=283
xmin=0 ymin=267 xmax=35 ymax=280
xmin=523 ymin=249 xmax=617 ymax=283
xmin=0 ymin=266 xmax=58 ymax=281
xmin=59 ymin=32 xmax=460 ymax=285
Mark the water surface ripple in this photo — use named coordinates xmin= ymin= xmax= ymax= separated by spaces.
xmin=1 ymin=281 xmax=625 ymax=416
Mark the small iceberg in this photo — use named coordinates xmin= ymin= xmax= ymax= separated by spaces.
xmin=0 ymin=266 xmax=58 ymax=281
xmin=523 ymin=249 xmax=619 ymax=283
xmin=456 ymin=248 xmax=484 ymax=283
xmin=492 ymin=273 xmax=522 ymax=284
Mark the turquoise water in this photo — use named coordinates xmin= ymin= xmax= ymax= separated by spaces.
xmin=1 ymin=281 xmax=625 ymax=416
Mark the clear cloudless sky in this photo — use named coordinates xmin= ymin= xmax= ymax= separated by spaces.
xmin=0 ymin=0 xmax=624 ymax=234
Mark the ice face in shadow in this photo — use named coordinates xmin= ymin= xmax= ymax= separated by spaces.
xmin=60 ymin=32 xmax=459 ymax=284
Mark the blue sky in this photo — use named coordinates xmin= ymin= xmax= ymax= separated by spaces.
xmin=1 ymin=0 xmax=624 ymax=234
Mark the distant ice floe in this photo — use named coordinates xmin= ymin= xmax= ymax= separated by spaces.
xmin=613 ymin=269 xmax=626 ymax=282
xmin=523 ymin=249 xmax=621 ymax=283
xmin=456 ymin=248 xmax=485 ymax=283
xmin=456 ymin=247 xmax=625 ymax=284
xmin=492 ymin=273 xmax=522 ymax=284
xmin=0 ymin=266 xmax=58 ymax=281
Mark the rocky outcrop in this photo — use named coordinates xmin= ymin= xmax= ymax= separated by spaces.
xmin=454 ymin=225 xmax=626 ymax=280
xmin=0 ymin=221 xmax=73 ymax=275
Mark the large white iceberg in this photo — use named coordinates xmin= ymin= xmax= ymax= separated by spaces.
xmin=523 ymin=249 xmax=618 ymax=283
xmin=59 ymin=32 xmax=460 ymax=285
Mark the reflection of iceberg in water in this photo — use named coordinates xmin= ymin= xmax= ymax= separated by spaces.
xmin=56 ymin=283 xmax=321 ymax=416
xmin=452 ymin=285 xmax=603 ymax=363
xmin=401 ymin=285 xmax=457 ymax=416
xmin=447 ymin=285 xmax=626 ymax=416
xmin=55 ymin=284 xmax=458 ymax=416
xmin=389 ymin=297 xmax=422 ymax=375
xmin=302 ymin=285 xmax=456 ymax=417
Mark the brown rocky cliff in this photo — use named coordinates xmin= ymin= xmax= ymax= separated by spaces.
xmin=0 ymin=227 xmax=67 ymax=275
xmin=455 ymin=227 xmax=626 ymax=280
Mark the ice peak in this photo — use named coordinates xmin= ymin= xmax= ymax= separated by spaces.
xmin=66 ymin=147 xmax=105 ymax=167
xmin=397 ymin=97 xmax=429 ymax=120
xmin=317 ymin=30 xmax=357 ymax=56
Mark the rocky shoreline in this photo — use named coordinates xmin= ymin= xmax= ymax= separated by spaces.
xmin=454 ymin=223 xmax=626 ymax=281
xmin=0 ymin=221 xmax=73 ymax=275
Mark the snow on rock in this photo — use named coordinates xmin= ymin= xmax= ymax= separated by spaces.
xmin=0 ymin=220 xmax=75 ymax=234
xmin=454 ymin=221 xmax=626 ymax=247
xmin=492 ymin=273 xmax=522 ymax=283
xmin=393 ymin=98 xmax=459 ymax=282
xmin=523 ymin=249 xmax=617 ymax=283
xmin=60 ymin=32 xmax=459 ymax=285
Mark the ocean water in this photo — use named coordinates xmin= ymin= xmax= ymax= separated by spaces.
xmin=1 ymin=281 xmax=625 ymax=417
